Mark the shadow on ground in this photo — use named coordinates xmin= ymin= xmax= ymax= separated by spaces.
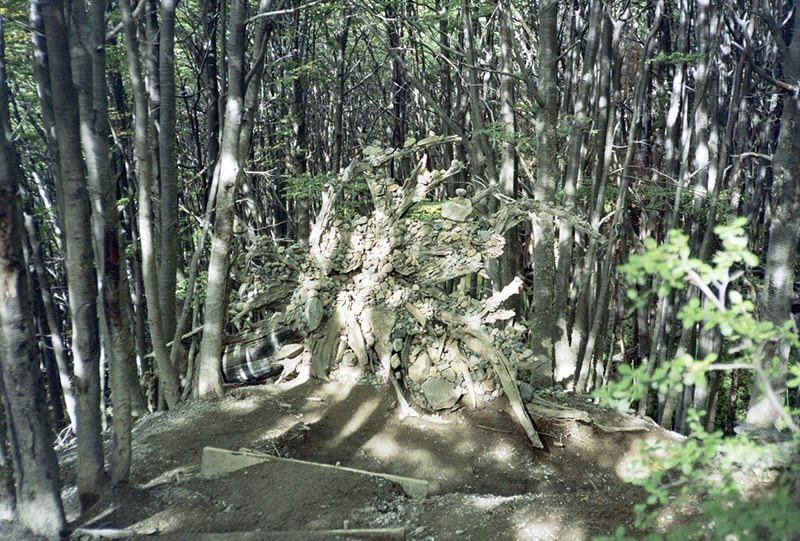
xmin=60 ymin=379 xmax=674 ymax=541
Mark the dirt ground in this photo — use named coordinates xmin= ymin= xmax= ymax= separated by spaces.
xmin=54 ymin=378 xmax=689 ymax=541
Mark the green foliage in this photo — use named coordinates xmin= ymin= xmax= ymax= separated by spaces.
xmin=406 ymin=201 xmax=443 ymax=221
xmin=593 ymin=218 xmax=800 ymax=541
xmin=177 ymin=270 xmax=207 ymax=304
xmin=647 ymin=52 xmax=708 ymax=66
xmin=570 ymin=175 xmax=619 ymax=213
xmin=282 ymin=173 xmax=331 ymax=200
xmin=713 ymin=369 xmax=754 ymax=431
xmin=476 ymin=121 xmax=536 ymax=154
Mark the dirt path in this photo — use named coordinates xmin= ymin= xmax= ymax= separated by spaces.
xmin=58 ymin=379 xmax=680 ymax=541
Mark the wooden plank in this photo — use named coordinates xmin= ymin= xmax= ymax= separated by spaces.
xmin=200 ymin=447 xmax=428 ymax=500
xmin=75 ymin=528 xmax=406 ymax=540
xmin=525 ymin=402 xmax=592 ymax=423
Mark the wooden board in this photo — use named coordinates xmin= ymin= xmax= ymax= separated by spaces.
xmin=74 ymin=528 xmax=406 ymax=540
xmin=200 ymin=447 xmax=428 ymax=500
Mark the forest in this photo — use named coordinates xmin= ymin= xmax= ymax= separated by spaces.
xmin=0 ymin=0 xmax=799 ymax=538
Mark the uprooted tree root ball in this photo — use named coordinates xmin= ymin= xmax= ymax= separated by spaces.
xmin=224 ymin=136 xmax=602 ymax=448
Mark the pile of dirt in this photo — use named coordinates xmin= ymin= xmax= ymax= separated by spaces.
xmin=58 ymin=378 xmax=688 ymax=541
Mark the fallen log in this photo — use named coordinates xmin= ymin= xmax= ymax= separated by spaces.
xmin=221 ymin=327 xmax=304 ymax=383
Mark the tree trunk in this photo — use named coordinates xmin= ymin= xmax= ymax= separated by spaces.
xmin=582 ymin=0 xmax=664 ymax=395
xmin=23 ymin=213 xmax=76 ymax=427
xmin=332 ymin=2 xmax=348 ymax=174
xmin=460 ymin=0 xmax=496 ymax=198
xmin=292 ymin=2 xmax=309 ymax=242
xmin=569 ymin=13 xmax=619 ymax=385
xmin=497 ymin=0 xmax=520 ymax=316
xmin=554 ymin=0 xmax=604 ymax=383
xmin=529 ymin=0 xmax=558 ymax=385
xmin=0 ymin=398 xmax=15 ymax=521
xmin=200 ymin=0 xmax=220 ymax=171
xmin=119 ymin=0 xmax=182 ymax=410
xmin=70 ymin=0 xmax=138 ymax=483
xmin=159 ymin=0 xmax=179 ymax=345
xmin=386 ymin=1 xmax=407 ymax=154
xmin=747 ymin=9 xmax=800 ymax=428
xmin=0 ymin=16 xmax=65 ymax=534
xmin=195 ymin=0 xmax=248 ymax=399
xmin=39 ymin=0 xmax=107 ymax=509
xmin=29 ymin=0 xmax=62 ymax=229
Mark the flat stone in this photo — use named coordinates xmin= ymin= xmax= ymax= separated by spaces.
xmin=305 ymin=279 xmax=321 ymax=290
xmin=303 ymin=297 xmax=324 ymax=332
xmin=441 ymin=198 xmax=472 ymax=221
xmin=519 ymin=381 xmax=534 ymax=403
xmin=421 ymin=377 xmax=461 ymax=410
xmin=342 ymin=351 xmax=356 ymax=366
xmin=408 ymin=353 xmax=431 ymax=383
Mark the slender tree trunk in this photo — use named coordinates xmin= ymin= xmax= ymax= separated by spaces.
xmin=23 ymin=213 xmax=76 ymax=427
xmin=292 ymin=3 xmax=309 ymax=242
xmin=39 ymin=0 xmax=107 ymax=509
xmin=195 ymin=0 xmax=247 ymax=399
xmin=460 ymin=0 xmax=496 ymax=195
xmin=437 ymin=0 xmax=455 ymax=193
xmin=386 ymin=1 xmax=407 ymax=153
xmin=0 ymin=398 xmax=14 ymax=521
xmin=159 ymin=0 xmax=179 ymax=345
xmin=663 ymin=0 xmax=688 ymax=184
xmin=332 ymin=2 xmax=348 ymax=174
xmin=497 ymin=0 xmax=520 ymax=315
xmin=581 ymin=0 xmax=664 ymax=394
xmin=144 ymin=0 xmax=160 ymax=187
xmin=71 ymin=0 xmax=137 ymax=483
xmin=200 ymin=0 xmax=220 ymax=170
xmin=529 ymin=0 xmax=558 ymax=384
xmin=0 ymin=15 xmax=65 ymax=535
xmin=554 ymin=0 xmax=604 ymax=383
xmin=119 ymin=0 xmax=182 ymax=409
xmin=29 ymin=0 xmax=62 ymax=225
xmin=238 ymin=0 xmax=273 ymax=162
xmin=570 ymin=13 xmax=618 ymax=381
xmin=747 ymin=10 xmax=800 ymax=428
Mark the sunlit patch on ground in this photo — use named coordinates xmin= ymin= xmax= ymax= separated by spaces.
xmin=57 ymin=380 xmax=666 ymax=540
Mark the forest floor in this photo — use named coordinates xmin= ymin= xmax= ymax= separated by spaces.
xmin=56 ymin=377 xmax=692 ymax=541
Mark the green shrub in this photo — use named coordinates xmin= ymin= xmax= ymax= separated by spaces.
xmin=594 ymin=218 xmax=800 ymax=541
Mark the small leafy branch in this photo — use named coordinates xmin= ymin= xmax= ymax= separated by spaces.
xmin=593 ymin=217 xmax=800 ymax=541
